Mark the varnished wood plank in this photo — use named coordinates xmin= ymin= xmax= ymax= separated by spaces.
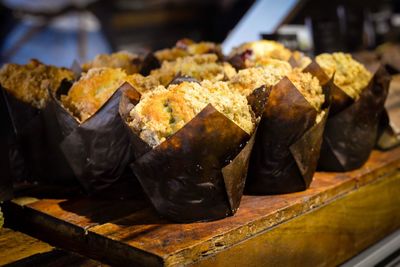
xmin=4 ymin=147 xmax=400 ymax=266
xmin=0 ymin=228 xmax=53 ymax=266
xmin=0 ymin=228 xmax=107 ymax=267
xmin=194 ymin=171 xmax=400 ymax=267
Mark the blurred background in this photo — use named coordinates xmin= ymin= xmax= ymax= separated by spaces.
xmin=1 ymin=0 xmax=400 ymax=67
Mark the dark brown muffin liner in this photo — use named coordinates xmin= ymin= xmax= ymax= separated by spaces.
xmin=120 ymin=83 xmax=266 ymax=222
xmin=317 ymin=64 xmax=390 ymax=171
xmin=50 ymin=82 xmax=133 ymax=193
xmin=245 ymin=62 xmax=330 ymax=194
xmin=1 ymin=84 xmax=77 ymax=189
xmin=0 ymin=89 xmax=14 ymax=201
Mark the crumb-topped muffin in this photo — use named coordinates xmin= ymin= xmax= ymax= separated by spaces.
xmin=128 ymin=80 xmax=254 ymax=147
xmin=229 ymin=60 xmax=292 ymax=96
xmin=286 ymin=69 xmax=325 ymax=116
xmin=61 ymin=68 xmax=127 ymax=121
xmin=316 ymin=53 xmax=372 ymax=99
xmin=229 ymin=40 xmax=292 ymax=67
xmin=150 ymin=54 xmax=236 ymax=85
xmin=291 ymin=51 xmax=312 ymax=69
xmin=0 ymin=59 xmax=74 ymax=109
xmin=81 ymin=51 xmax=141 ymax=74
xmin=154 ymin=38 xmax=222 ymax=62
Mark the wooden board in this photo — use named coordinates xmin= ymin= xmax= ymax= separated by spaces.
xmin=0 ymin=227 xmax=106 ymax=266
xmin=4 ymin=147 xmax=400 ymax=267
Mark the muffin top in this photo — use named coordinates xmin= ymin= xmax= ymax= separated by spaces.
xmin=291 ymin=51 xmax=312 ymax=69
xmin=128 ymin=80 xmax=254 ymax=147
xmin=229 ymin=60 xmax=292 ymax=96
xmin=81 ymin=51 xmax=141 ymax=74
xmin=0 ymin=59 xmax=74 ymax=109
xmin=154 ymin=39 xmax=221 ymax=62
xmin=126 ymin=73 xmax=160 ymax=94
xmin=229 ymin=40 xmax=292 ymax=67
xmin=316 ymin=52 xmax=372 ymax=99
xmin=287 ymin=68 xmax=325 ymax=112
xmin=150 ymin=54 xmax=236 ymax=85
xmin=61 ymin=68 xmax=127 ymax=121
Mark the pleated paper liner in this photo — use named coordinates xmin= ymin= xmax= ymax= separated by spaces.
xmin=1 ymin=81 xmax=78 ymax=191
xmin=245 ymin=61 xmax=331 ymax=194
xmin=317 ymin=64 xmax=390 ymax=171
xmin=0 ymin=89 xmax=14 ymax=201
xmin=120 ymin=81 xmax=266 ymax=223
xmin=50 ymin=81 xmax=134 ymax=193
xmin=351 ymin=54 xmax=400 ymax=150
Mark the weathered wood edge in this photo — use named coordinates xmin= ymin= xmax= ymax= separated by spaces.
xmin=5 ymin=201 xmax=164 ymax=267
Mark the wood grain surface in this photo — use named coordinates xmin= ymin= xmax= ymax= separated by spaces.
xmin=0 ymin=227 xmax=107 ymax=266
xmin=4 ymin=147 xmax=400 ymax=266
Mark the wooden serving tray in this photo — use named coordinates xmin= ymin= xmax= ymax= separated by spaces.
xmin=5 ymin=147 xmax=400 ymax=267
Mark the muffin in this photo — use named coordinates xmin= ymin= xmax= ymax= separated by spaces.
xmin=228 ymin=40 xmax=292 ymax=68
xmin=316 ymin=52 xmax=372 ymax=99
xmin=61 ymin=68 xmax=128 ymax=121
xmin=0 ymin=59 xmax=74 ymax=109
xmin=150 ymin=54 xmax=236 ymax=86
xmin=82 ymin=51 xmax=141 ymax=74
xmin=291 ymin=51 xmax=313 ymax=69
xmin=287 ymin=68 xmax=325 ymax=118
xmin=126 ymin=73 xmax=160 ymax=94
xmin=128 ymin=80 xmax=254 ymax=147
xmin=230 ymin=60 xmax=324 ymax=125
xmin=229 ymin=60 xmax=292 ymax=96
xmin=154 ymin=38 xmax=222 ymax=62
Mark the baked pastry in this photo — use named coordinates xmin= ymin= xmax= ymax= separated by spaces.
xmin=82 ymin=51 xmax=141 ymax=74
xmin=0 ymin=59 xmax=74 ymax=109
xmin=316 ymin=52 xmax=372 ymax=99
xmin=291 ymin=51 xmax=312 ymax=69
xmin=154 ymin=38 xmax=222 ymax=62
xmin=150 ymin=54 xmax=236 ymax=86
xmin=61 ymin=68 xmax=127 ymax=121
xmin=229 ymin=61 xmax=324 ymax=122
xmin=228 ymin=40 xmax=292 ymax=68
xmin=126 ymin=73 xmax=160 ymax=94
xmin=128 ymin=80 xmax=254 ymax=147
xmin=229 ymin=60 xmax=292 ymax=96
xmin=287 ymin=68 xmax=325 ymax=114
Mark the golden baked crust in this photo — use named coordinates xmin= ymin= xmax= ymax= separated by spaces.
xmin=81 ymin=51 xmax=141 ymax=74
xmin=287 ymin=68 xmax=324 ymax=112
xmin=125 ymin=73 xmax=160 ymax=94
xmin=229 ymin=60 xmax=292 ymax=96
xmin=292 ymin=51 xmax=312 ymax=69
xmin=154 ymin=39 xmax=222 ymax=62
xmin=61 ymin=68 xmax=127 ymax=121
xmin=316 ymin=53 xmax=372 ymax=99
xmin=150 ymin=54 xmax=236 ymax=85
xmin=229 ymin=40 xmax=292 ymax=67
xmin=0 ymin=59 xmax=74 ymax=109
xmin=129 ymin=80 xmax=254 ymax=147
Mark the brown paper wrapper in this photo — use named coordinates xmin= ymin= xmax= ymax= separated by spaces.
xmin=246 ymin=62 xmax=330 ymax=194
xmin=318 ymin=64 xmax=390 ymax=171
xmin=1 ymin=83 xmax=77 ymax=190
xmin=51 ymin=82 xmax=133 ymax=193
xmin=120 ymin=82 xmax=265 ymax=222
xmin=0 ymin=89 xmax=14 ymax=201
